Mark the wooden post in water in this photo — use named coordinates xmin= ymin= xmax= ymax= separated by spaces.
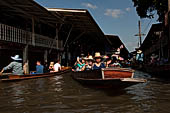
xmin=23 ymin=44 xmax=29 ymax=74
xmin=168 ymin=0 xmax=170 ymax=11
xmin=168 ymin=0 xmax=170 ymax=58
xmin=49 ymin=24 xmax=59 ymax=54
xmin=56 ymin=25 xmax=59 ymax=49
xmin=44 ymin=49 xmax=48 ymax=63
xmin=66 ymin=45 xmax=69 ymax=67
xmin=32 ymin=17 xmax=35 ymax=46
xmin=64 ymin=26 xmax=72 ymax=67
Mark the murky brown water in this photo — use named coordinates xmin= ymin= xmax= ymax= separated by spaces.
xmin=0 ymin=71 xmax=170 ymax=113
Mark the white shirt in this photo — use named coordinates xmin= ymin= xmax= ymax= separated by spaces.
xmin=54 ymin=63 xmax=61 ymax=72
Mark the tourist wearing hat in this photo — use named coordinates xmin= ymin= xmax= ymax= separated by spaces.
xmin=136 ymin=50 xmax=143 ymax=63
xmin=102 ymin=55 xmax=110 ymax=67
xmin=85 ymin=55 xmax=94 ymax=70
xmin=0 ymin=55 xmax=24 ymax=75
xmin=92 ymin=52 xmax=106 ymax=70
xmin=87 ymin=55 xmax=93 ymax=61
xmin=73 ymin=56 xmax=86 ymax=71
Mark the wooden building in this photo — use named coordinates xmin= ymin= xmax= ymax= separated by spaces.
xmin=140 ymin=23 xmax=169 ymax=63
xmin=47 ymin=8 xmax=109 ymax=65
xmin=135 ymin=10 xmax=170 ymax=76
xmin=0 ymin=0 xmax=64 ymax=72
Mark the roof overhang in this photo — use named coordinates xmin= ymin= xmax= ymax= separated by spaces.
xmin=0 ymin=0 xmax=64 ymax=26
xmin=47 ymin=8 xmax=105 ymax=35
xmin=140 ymin=23 xmax=163 ymax=50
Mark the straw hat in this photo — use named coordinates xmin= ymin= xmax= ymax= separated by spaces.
xmin=82 ymin=57 xmax=88 ymax=60
xmin=151 ymin=53 xmax=158 ymax=58
xmin=11 ymin=55 xmax=22 ymax=61
xmin=50 ymin=62 xmax=54 ymax=66
xmin=81 ymin=53 xmax=85 ymax=57
xmin=94 ymin=52 xmax=102 ymax=58
xmin=88 ymin=55 xmax=93 ymax=60
xmin=103 ymin=55 xmax=109 ymax=59
xmin=137 ymin=50 xmax=142 ymax=54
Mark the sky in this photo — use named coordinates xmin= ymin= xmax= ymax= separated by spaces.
xmin=35 ymin=0 xmax=159 ymax=52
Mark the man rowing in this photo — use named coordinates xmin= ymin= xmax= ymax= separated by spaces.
xmin=0 ymin=55 xmax=24 ymax=75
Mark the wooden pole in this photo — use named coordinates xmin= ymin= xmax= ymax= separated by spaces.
xmin=23 ymin=45 xmax=29 ymax=74
xmin=32 ymin=17 xmax=35 ymax=46
xmin=68 ymin=31 xmax=85 ymax=46
xmin=138 ymin=21 xmax=142 ymax=47
xmin=66 ymin=45 xmax=69 ymax=66
xmin=44 ymin=50 xmax=48 ymax=63
xmin=134 ymin=20 xmax=145 ymax=47
xmin=56 ymin=25 xmax=59 ymax=49
xmin=168 ymin=0 xmax=170 ymax=11
xmin=49 ymin=24 xmax=59 ymax=54
xmin=64 ymin=26 xmax=72 ymax=48
xmin=168 ymin=0 xmax=170 ymax=58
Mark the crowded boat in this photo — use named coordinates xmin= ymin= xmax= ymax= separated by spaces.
xmin=72 ymin=52 xmax=129 ymax=72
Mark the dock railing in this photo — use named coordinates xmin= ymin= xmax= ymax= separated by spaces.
xmin=0 ymin=23 xmax=63 ymax=50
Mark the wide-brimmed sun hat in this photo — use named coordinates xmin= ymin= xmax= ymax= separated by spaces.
xmin=94 ymin=52 xmax=102 ymax=58
xmin=151 ymin=53 xmax=158 ymax=58
xmin=137 ymin=50 xmax=142 ymax=54
xmin=103 ymin=55 xmax=109 ymax=59
xmin=11 ymin=55 xmax=22 ymax=61
xmin=82 ymin=57 xmax=88 ymax=60
xmin=81 ymin=53 xmax=85 ymax=57
xmin=87 ymin=55 xmax=93 ymax=60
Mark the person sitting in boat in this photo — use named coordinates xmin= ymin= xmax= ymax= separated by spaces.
xmin=53 ymin=59 xmax=61 ymax=72
xmin=85 ymin=55 xmax=94 ymax=70
xmin=0 ymin=55 xmax=24 ymax=75
xmin=136 ymin=50 xmax=143 ymax=65
xmin=73 ymin=56 xmax=86 ymax=71
xmin=106 ymin=59 xmax=112 ymax=67
xmin=36 ymin=61 xmax=44 ymax=74
xmin=102 ymin=55 xmax=111 ymax=67
xmin=43 ymin=61 xmax=49 ymax=73
xmin=111 ymin=60 xmax=121 ymax=67
xmin=92 ymin=52 xmax=106 ymax=70
xmin=49 ymin=62 xmax=54 ymax=72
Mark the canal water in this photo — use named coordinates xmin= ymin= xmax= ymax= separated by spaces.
xmin=0 ymin=70 xmax=170 ymax=113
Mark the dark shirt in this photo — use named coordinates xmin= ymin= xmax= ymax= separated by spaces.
xmin=93 ymin=63 xmax=105 ymax=70
xmin=36 ymin=65 xmax=44 ymax=74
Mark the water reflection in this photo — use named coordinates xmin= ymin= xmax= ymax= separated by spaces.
xmin=0 ymin=71 xmax=170 ymax=113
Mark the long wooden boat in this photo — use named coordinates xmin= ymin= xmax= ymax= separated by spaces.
xmin=0 ymin=67 xmax=71 ymax=82
xmin=71 ymin=68 xmax=146 ymax=89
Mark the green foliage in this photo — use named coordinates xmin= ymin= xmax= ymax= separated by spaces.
xmin=132 ymin=0 xmax=168 ymax=22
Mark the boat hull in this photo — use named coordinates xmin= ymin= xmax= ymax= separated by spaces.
xmin=1 ymin=67 xmax=71 ymax=82
xmin=71 ymin=69 xmax=146 ymax=89
xmin=73 ymin=77 xmax=144 ymax=89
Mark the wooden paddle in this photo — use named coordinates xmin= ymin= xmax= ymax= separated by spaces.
xmin=0 ymin=69 xmax=3 ymax=76
xmin=0 ymin=69 xmax=10 ymax=79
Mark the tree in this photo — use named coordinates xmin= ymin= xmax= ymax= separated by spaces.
xmin=132 ymin=0 xmax=168 ymax=22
